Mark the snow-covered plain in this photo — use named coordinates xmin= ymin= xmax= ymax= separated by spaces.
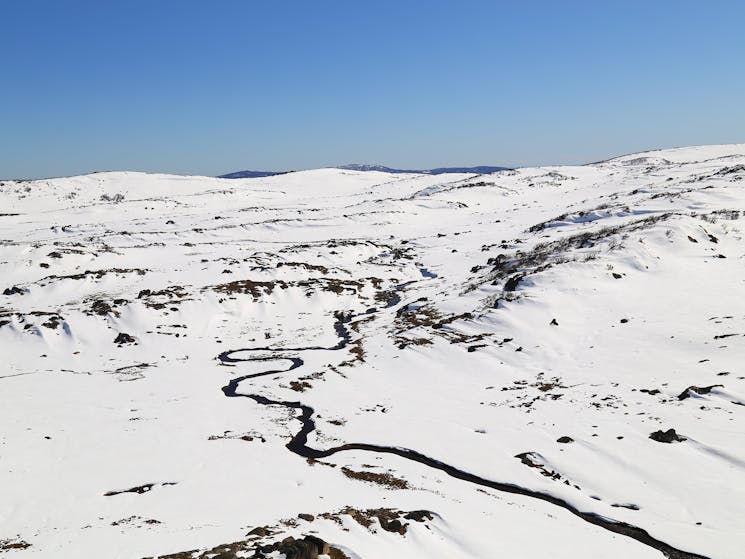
xmin=1 ymin=145 xmax=744 ymax=558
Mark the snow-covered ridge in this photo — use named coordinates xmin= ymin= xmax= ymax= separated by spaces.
xmin=0 ymin=144 xmax=744 ymax=559
xmin=217 ymin=163 xmax=511 ymax=178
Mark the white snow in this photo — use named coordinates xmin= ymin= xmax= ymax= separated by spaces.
xmin=1 ymin=144 xmax=744 ymax=558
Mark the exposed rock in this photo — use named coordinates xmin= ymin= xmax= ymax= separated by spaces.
xmin=104 ymin=483 xmax=154 ymax=496
xmin=92 ymin=300 xmax=114 ymax=316
xmin=403 ymin=510 xmax=434 ymax=522
xmin=377 ymin=516 xmax=406 ymax=535
xmin=649 ymin=429 xmax=686 ymax=443
xmin=114 ymin=333 xmax=137 ymax=345
xmin=3 ymin=286 xmax=24 ymax=295
xmin=677 ymin=385 xmax=723 ymax=400
xmin=246 ymin=526 xmax=271 ymax=538
xmin=503 ymin=273 xmax=524 ymax=291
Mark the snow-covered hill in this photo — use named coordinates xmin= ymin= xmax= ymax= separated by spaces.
xmin=1 ymin=145 xmax=744 ymax=559
xmin=218 ymin=164 xmax=511 ymax=179
xmin=334 ymin=164 xmax=511 ymax=174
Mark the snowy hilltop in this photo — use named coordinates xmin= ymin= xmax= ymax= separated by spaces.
xmin=1 ymin=144 xmax=744 ymax=559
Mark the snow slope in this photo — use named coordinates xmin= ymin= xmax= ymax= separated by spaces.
xmin=1 ymin=145 xmax=744 ymax=559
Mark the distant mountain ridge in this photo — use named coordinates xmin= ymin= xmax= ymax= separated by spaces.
xmin=218 ymin=170 xmax=288 ymax=179
xmin=219 ymin=164 xmax=511 ymax=179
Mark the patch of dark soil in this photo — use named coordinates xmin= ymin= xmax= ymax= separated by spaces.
xmin=649 ymin=429 xmax=686 ymax=443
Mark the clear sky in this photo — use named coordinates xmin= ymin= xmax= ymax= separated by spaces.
xmin=2 ymin=1 xmax=744 ymax=179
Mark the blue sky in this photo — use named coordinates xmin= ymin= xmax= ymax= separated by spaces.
xmin=2 ymin=1 xmax=744 ymax=178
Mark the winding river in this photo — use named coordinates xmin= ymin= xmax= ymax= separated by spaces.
xmin=218 ymin=312 xmax=708 ymax=559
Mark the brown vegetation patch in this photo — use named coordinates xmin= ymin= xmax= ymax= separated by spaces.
xmin=0 ymin=538 xmax=31 ymax=552
xmin=40 ymin=268 xmax=147 ymax=284
xmin=210 ymin=279 xmax=284 ymax=300
xmin=340 ymin=467 xmax=409 ymax=489
xmin=320 ymin=507 xmax=434 ymax=537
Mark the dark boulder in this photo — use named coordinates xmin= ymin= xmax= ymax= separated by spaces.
xmin=649 ymin=428 xmax=686 ymax=443
xmin=677 ymin=385 xmax=723 ymax=400
xmin=3 ymin=286 xmax=24 ymax=296
xmin=114 ymin=333 xmax=136 ymax=345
